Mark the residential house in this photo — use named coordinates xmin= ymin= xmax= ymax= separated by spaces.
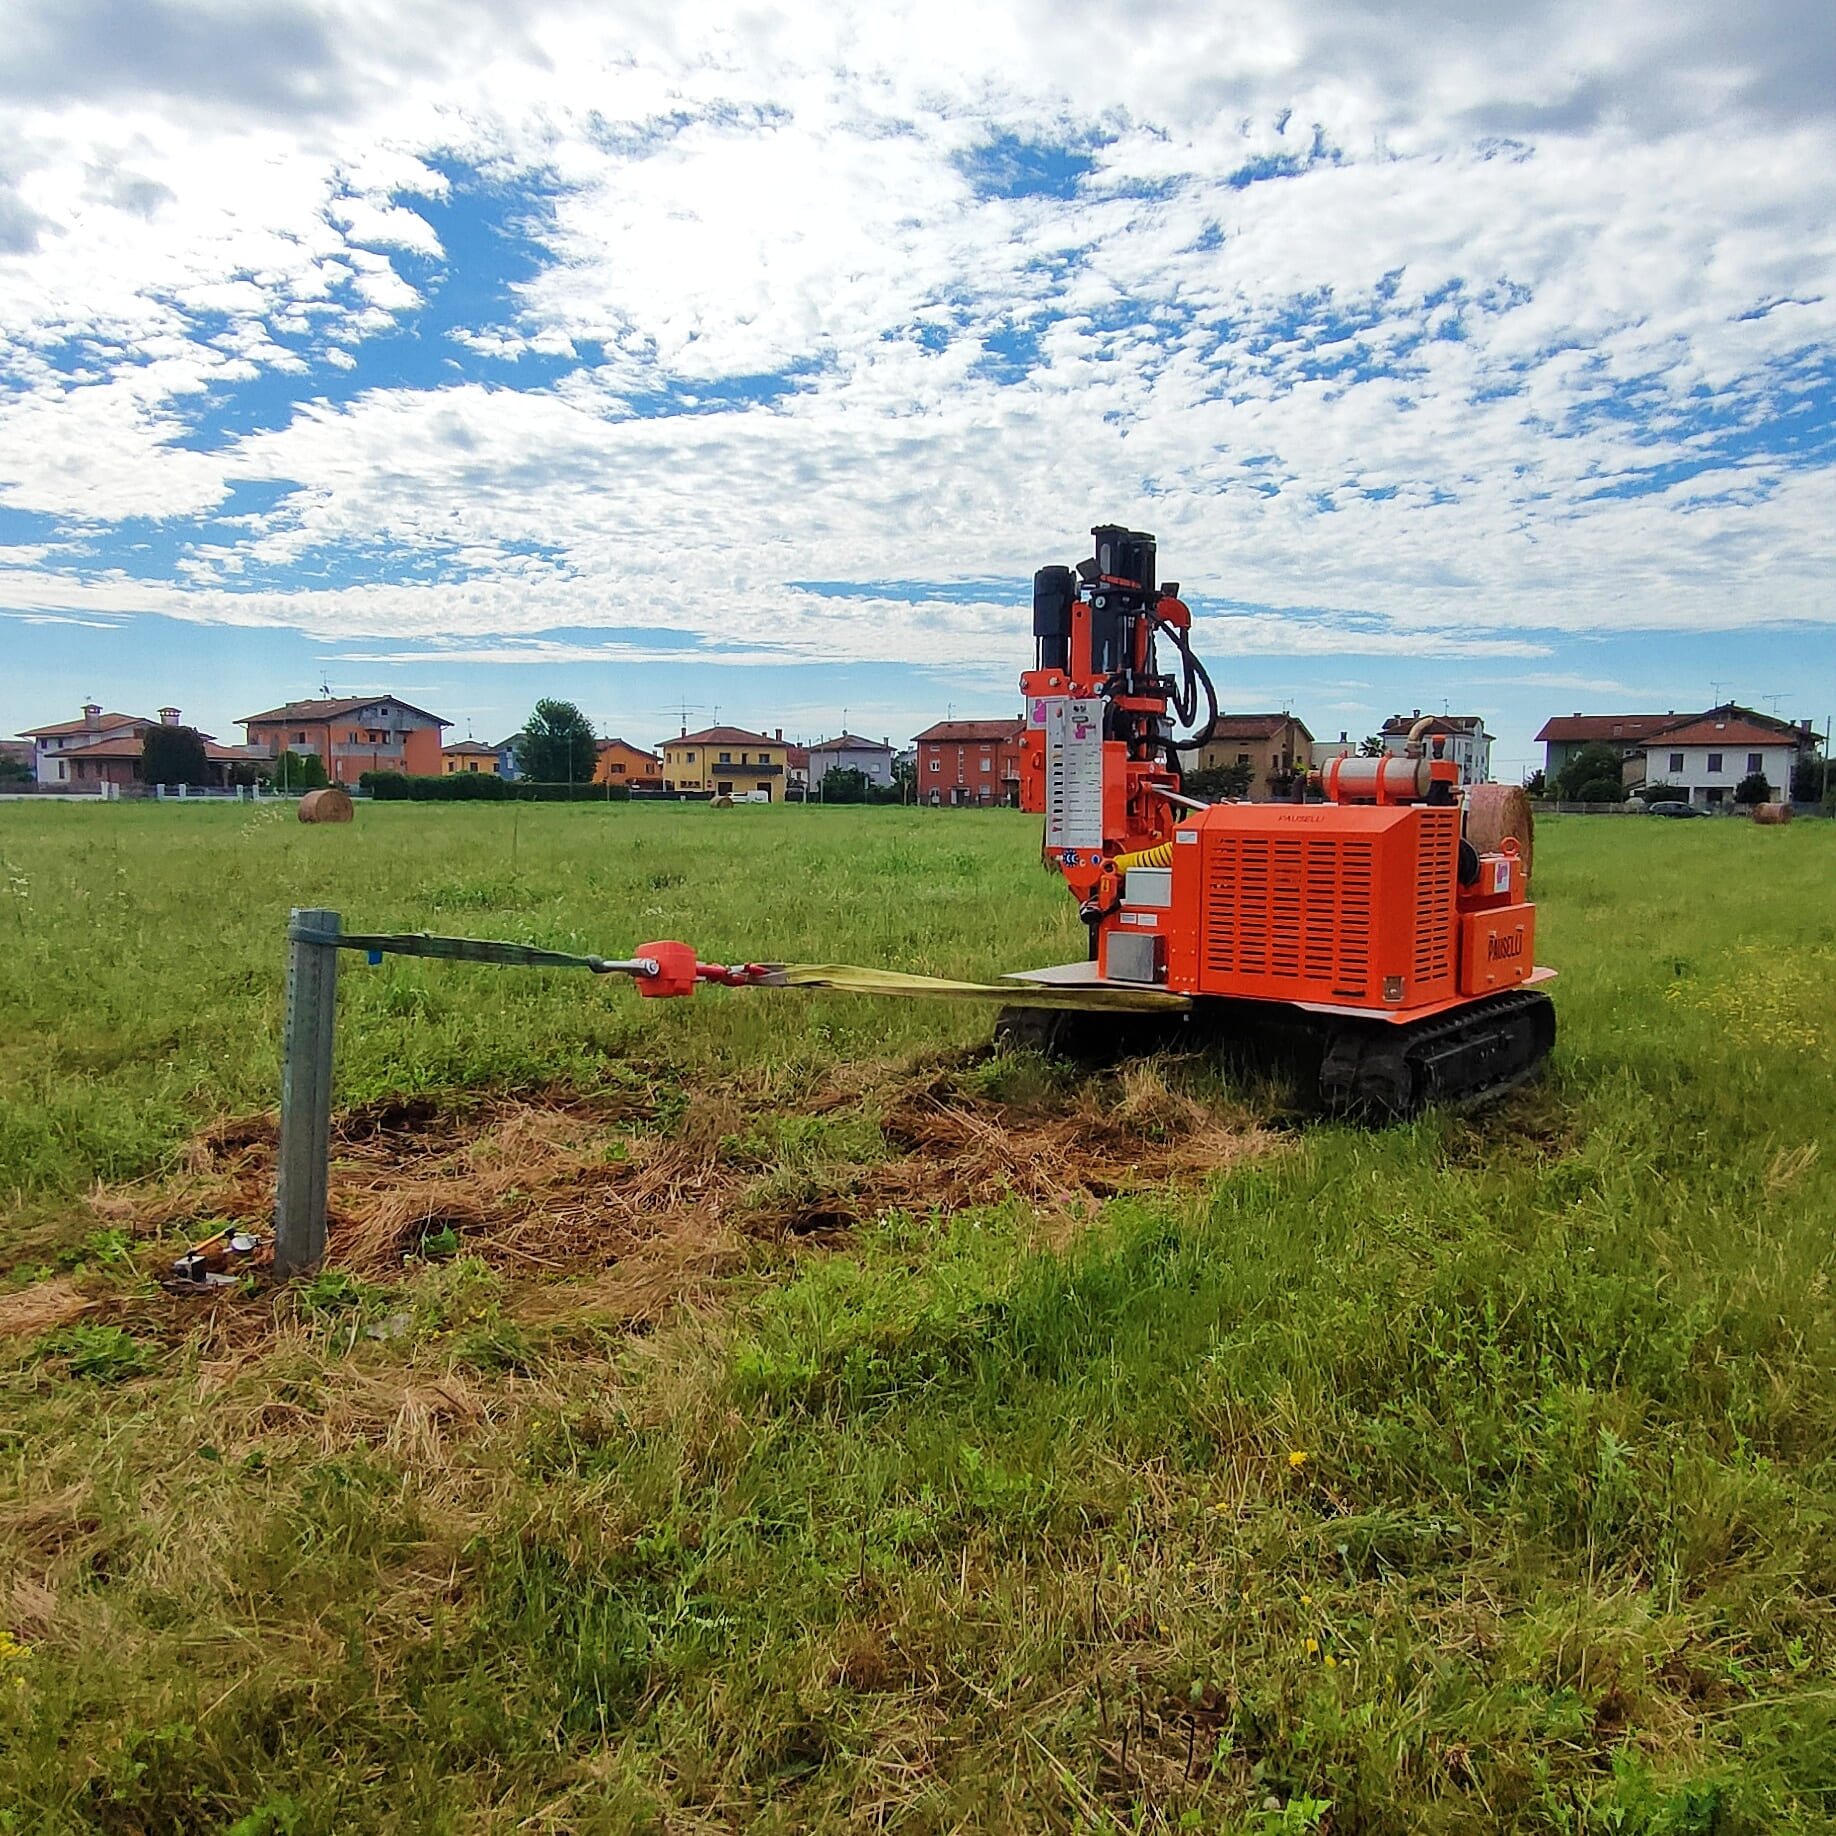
xmin=1536 ymin=704 xmax=1810 ymax=803
xmin=1181 ymin=714 xmax=1315 ymax=800
xmin=661 ymin=726 xmax=790 ymax=801
xmin=20 ymin=704 xmax=146 ymax=786
xmin=1379 ymin=713 xmax=1492 ymax=784
xmin=784 ymin=746 xmax=809 ymax=799
xmin=808 ymin=732 xmax=895 ymax=790
xmin=17 ymin=705 xmax=260 ymax=789
xmin=913 ymin=719 xmax=1025 ymax=806
xmin=442 ymin=741 xmax=501 ymax=776
xmin=494 ymin=734 xmax=524 ymax=780
xmin=1534 ymin=713 xmax=1680 ymax=786
xmin=1641 ymin=708 xmax=1802 ymax=807
xmin=241 ymin=696 xmax=448 ymax=785
xmin=1310 ymin=731 xmax=1357 ymax=770
xmin=593 ymin=737 xmax=660 ymax=788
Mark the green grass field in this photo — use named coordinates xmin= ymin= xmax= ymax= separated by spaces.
xmin=2 ymin=802 xmax=1834 ymax=1833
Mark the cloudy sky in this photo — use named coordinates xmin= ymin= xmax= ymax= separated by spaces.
xmin=1 ymin=0 xmax=1831 ymax=774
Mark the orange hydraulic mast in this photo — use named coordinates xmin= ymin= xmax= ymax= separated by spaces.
xmin=1019 ymin=525 xmax=1217 ymax=944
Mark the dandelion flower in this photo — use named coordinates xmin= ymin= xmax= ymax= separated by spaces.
xmin=1288 ymin=1450 xmax=1310 ymax=1470
xmin=1305 ymin=1637 xmax=1319 ymax=1656
xmin=1325 ymin=1654 xmax=1338 ymax=1669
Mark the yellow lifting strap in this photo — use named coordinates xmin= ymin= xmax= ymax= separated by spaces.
xmin=776 ymin=963 xmax=1190 ymax=1013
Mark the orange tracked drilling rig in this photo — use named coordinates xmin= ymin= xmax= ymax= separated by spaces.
xmin=1000 ymin=523 xmax=1556 ymax=1116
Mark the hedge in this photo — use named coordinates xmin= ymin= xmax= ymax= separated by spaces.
xmin=358 ymin=773 xmax=631 ymax=802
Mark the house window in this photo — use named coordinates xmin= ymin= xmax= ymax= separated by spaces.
xmin=929 ymin=758 xmax=940 ymax=772
xmin=1707 ymin=752 xmax=1722 ymax=774
xmin=719 ymin=751 xmax=732 ymax=764
xmin=293 ymin=731 xmax=307 ymax=744
xmin=1747 ymin=753 xmax=1762 ymax=774
xmin=467 ymin=762 xmax=479 ymax=773
xmin=1237 ymin=753 xmax=1250 ymax=767
xmin=717 ymin=781 xmax=733 ymax=795
xmin=1669 ymin=752 xmax=1684 ymax=773
xmin=979 ymin=758 xmax=990 ymax=772
xmin=684 ymin=751 xmax=695 ymax=763
xmin=610 ymin=762 xmax=625 ymax=775
xmin=755 ymin=782 xmax=770 ymax=794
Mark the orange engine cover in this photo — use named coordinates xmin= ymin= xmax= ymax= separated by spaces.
xmin=1163 ymin=801 xmax=1463 ymax=1012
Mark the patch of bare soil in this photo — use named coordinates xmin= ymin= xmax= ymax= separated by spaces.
xmin=72 ymin=1059 xmax=1278 ymax=1329
xmin=0 ymin=1278 xmax=93 ymax=1340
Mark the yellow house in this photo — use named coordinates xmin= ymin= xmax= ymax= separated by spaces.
xmin=662 ymin=725 xmax=789 ymax=800
xmin=442 ymin=741 xmax=501 ymax=775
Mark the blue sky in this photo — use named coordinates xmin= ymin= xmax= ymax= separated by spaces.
xmin=0 ymin=0 xmax=1831 ymax=779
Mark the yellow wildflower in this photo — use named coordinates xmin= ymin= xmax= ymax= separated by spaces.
xmin=1288 ymin=1449 xmax=1310 ymax=1470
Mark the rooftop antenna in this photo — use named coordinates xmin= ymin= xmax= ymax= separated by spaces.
xmin=1710 ymin=680 xmax=1728 ymax=709
xmin=1761 ymin=693 xmax=1784 ymax=718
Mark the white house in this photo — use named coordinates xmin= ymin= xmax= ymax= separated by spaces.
xmin=1378 ymin=713 xmax=1493 ymax=784
xmin=20 ymin=704 xmax=149 ymax=785
xmin=1640 ymin=714 xmax=1798 ymax=807
xmin=807 ymin=732 xmax=895 ymax=790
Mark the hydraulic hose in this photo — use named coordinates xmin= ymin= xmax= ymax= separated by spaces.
xmin=1152 ymin=615 xmax=1218 ymax=752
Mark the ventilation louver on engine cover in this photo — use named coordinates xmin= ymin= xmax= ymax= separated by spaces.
xmin=1203 ymin=833 xmax=1374 ymax=1000
xmin=1413 ymin=809 xmax=1457 ymax=986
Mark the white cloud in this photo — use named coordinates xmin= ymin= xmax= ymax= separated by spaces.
xmin=0 ymin=0 xmax=1828 ymax=687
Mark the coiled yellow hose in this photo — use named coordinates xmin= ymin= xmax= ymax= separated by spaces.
xmin=1111 ymin=838 xmax=1175 ymax=873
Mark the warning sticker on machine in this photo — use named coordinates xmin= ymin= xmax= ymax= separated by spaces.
xmin=1045 ymin=697 xmax=1105 ymax=853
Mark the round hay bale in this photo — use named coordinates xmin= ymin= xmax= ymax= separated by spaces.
xmin=1751 ymin=801 xmax=1792 ymax=825
xmin=298 ymin=787 xmax=354 ymax=824
xmin=1464 ymin=782 xmax=1534 ymax=885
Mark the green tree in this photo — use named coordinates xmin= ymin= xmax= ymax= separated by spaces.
xmin=1358 ymin=735 xmax=1387 ymax=757
xmin=1523 ymin=769 xmax=1547 ymax=797
xmin=273 ymin=749 xmax=328 ymax=792
xmin=1555 ymin=741 xmax=1626 ymax=802
xmin=818 ymin=766 xmax=869 ymax=804
xmin=140 ymin=723 xmax=211 ymax=788
xmin=1186 ymin=761 xmax=1254 ymax=800
xmin=514 ymin=701 xmax=597 ymax=783
xmin=1791 ymin=750 xmax=1827 ymax=803
xmin=0 ymin=753 xmax=30 ymax=785
xmin=1734 ymin=771 xmax=1771 ymax=807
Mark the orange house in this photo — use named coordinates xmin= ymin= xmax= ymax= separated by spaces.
xmin=442 ymin=741 xmax=500 ymax=775
xmin=593 ymin=737 xmax=660 ymax=787
xmin=240 ymin=696 xmax=448 ymax=784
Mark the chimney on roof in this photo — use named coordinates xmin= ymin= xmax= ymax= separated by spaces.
xmin=83 ymin=702 xmax=101 ymax=730
xmin=1572 ymin=710 xmax=1582 ymax=719
xmin=158 ymin=707 xmax=180 ymax=726
xmin=680 ymin=724 xmax=686 ymax=738
xmin=1339 ymin=731 xmax=1347 ymax=743
xmin=775 ymin=728 xmax=782 ymax=741
xmin=1412 ymin=708 xmax=1420 ymax=719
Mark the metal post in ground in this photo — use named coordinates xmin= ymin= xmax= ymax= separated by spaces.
xmin=275 ymin=907 xmax=341 ymax=1278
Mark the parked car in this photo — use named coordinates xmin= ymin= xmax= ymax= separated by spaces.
xmin=1646 ymin=800 xmax=1706 ymax=818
